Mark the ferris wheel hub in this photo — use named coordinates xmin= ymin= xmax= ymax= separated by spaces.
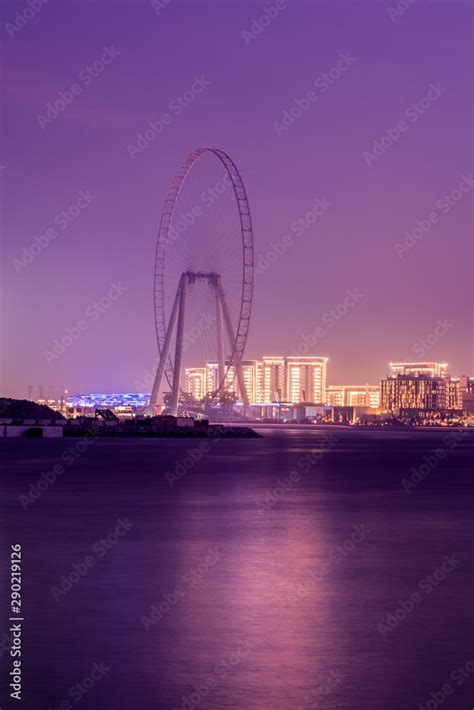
xmin=184 ymin=271 xmax=220 ymax=286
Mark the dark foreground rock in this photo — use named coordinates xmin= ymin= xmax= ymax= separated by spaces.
xmin=0 ymin=398 xmax=64 ymax=420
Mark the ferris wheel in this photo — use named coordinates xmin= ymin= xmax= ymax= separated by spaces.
xmin=147 ymin=147 xmax=254 ymax=416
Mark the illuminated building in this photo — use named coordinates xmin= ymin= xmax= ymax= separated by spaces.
xmin=256 ymin=357 xmax=286 ymax=403
xmin=64 ymin=393 xmax=150 ymax=418
xmin=389 ymin=362 xmax=448 ymax=377
xmin=184 ymin=367 xmax=206 ymax=401
xmin=184 ymin=355 xmax=328 ymax=404
xmin=448 ymin=378 xmax=462 ymax=410
xmin=458 ymin=375 xmax=474 ymax=413
xmin=205 ymin=362 xmax=218 ymax=395
xmin=285 ymin=356 xmax=327 ymax=404
xmin=113 ymin=406 xmax=138 ymax=419
xmin=185 ymin=360 xmax=256 ymax=402
xmin=67 ymin=393 xmax=150 ymax=408
xmin=445 ymin=376 xmax=474 ymax=411
xmin=241 ymin=360 xmax=257 ymax=403
xmin=204 ymin=361 xmax=239 ymax=398
xmin=254 ymin=356 xmax=328 ymax=404
xmin=462 ymin=376 xmax=474 ymax=394
xmin=381 ymin=363 xmax=463 ymax=414
xmin=326 ymin=385 xmax=380 ymax=409
xmin=381 ymin=376 xmax=450 ymax=412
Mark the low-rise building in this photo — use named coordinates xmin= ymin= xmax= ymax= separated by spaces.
xmin=326 ymin=384 xmax=380 ymax=409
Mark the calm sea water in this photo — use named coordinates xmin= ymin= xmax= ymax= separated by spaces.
xmin=1 ymin=426 xmax=473 ymax=710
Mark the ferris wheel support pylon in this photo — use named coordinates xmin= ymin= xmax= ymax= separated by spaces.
xmin=169 ymin=274 xmax=188 ymax=417
xmin=215 ymin=288 xmax=226 ymax=390
xmin=147 ymin=276 xmax=182 ymax=416
xmin=148 ymin=272 xmax=249 ymax=415
xmin=217 ymin=276 xmax=249 ymax=405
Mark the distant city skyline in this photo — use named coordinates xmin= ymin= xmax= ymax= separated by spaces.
xmin=26 ymin=358 xmax=472 ymax=404
xmin=25 ymin=358 xmax=474 ymax=425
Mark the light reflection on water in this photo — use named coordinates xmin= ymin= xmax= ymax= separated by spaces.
xmin=0 ymin=427 xmax=473 ymax=709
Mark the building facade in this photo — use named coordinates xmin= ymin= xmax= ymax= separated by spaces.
xmin=389 ymin=362 xmax=448 ymax=377
xmin=381 ymin=363 xmax=463 ymax=414
xmin=185 ymin=360 xmax=257 ymax=402
xmin=256 ymin=357 xmax=286 ymax=403
xmin=184 ymin=355 xmax=328 ymax=404
xmin=458 ymin=375 xmax=474 ymax=413
xmin=381 ymin=376 xmax=451 ymax=413
xmin=184 ymin=367 xmax=207 ymax=401
xmin=326 ymin=384 xmax=380 ymax=409
xmin=241 ymin=360 xmax=257 ymax=403
xmin=285 ymin=356 xmax=327 ymax=404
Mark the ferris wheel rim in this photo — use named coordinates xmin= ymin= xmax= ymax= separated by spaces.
xmin=153 ymin=146 xmax=254 ymax=395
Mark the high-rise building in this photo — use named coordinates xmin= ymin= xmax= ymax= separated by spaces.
xmin=213 ymin=360 xmax=255 ymax=402
xmin=381 ymin=376 xmax=451 ymax=412
xmin=462 ymin=376 xmax=474 ymax=394
xmin=185 ymin=360 xmax=257 ymax=402
xmin=205 ymin=362 xmax=218 ymax=396
xmin=326 ymin=384 xmax=380 ymax=409
xmin=254 ymin=356 xmax=328 ymax=403
xmin=381 ymin=362 xmax=462 ymax=414
xmin=447 ymin=378 xmax=462 ymax=410
xmin=184 ymin=367 xmax=206 ymax=401
xmin=241 ymin=360 xmax=257 ymax=403
xmin=256 ymin=357 xmax=286 ymax=403
xmin=285 ymin=356 xmax=327 ymax=404
xmin=458 ymin=375 xmax=474 ymax=413
xmin=185 ymin=355 xmax=328 ymax=405
xmin=445 ymin=376 xmax=474 ymax=411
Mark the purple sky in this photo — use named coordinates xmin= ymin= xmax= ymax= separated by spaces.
xmin=1 ymin=0 xmax=473 ymax=398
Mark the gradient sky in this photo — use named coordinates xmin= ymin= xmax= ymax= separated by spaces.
xmin=1 ymin=0 xmax=473 ymax=398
